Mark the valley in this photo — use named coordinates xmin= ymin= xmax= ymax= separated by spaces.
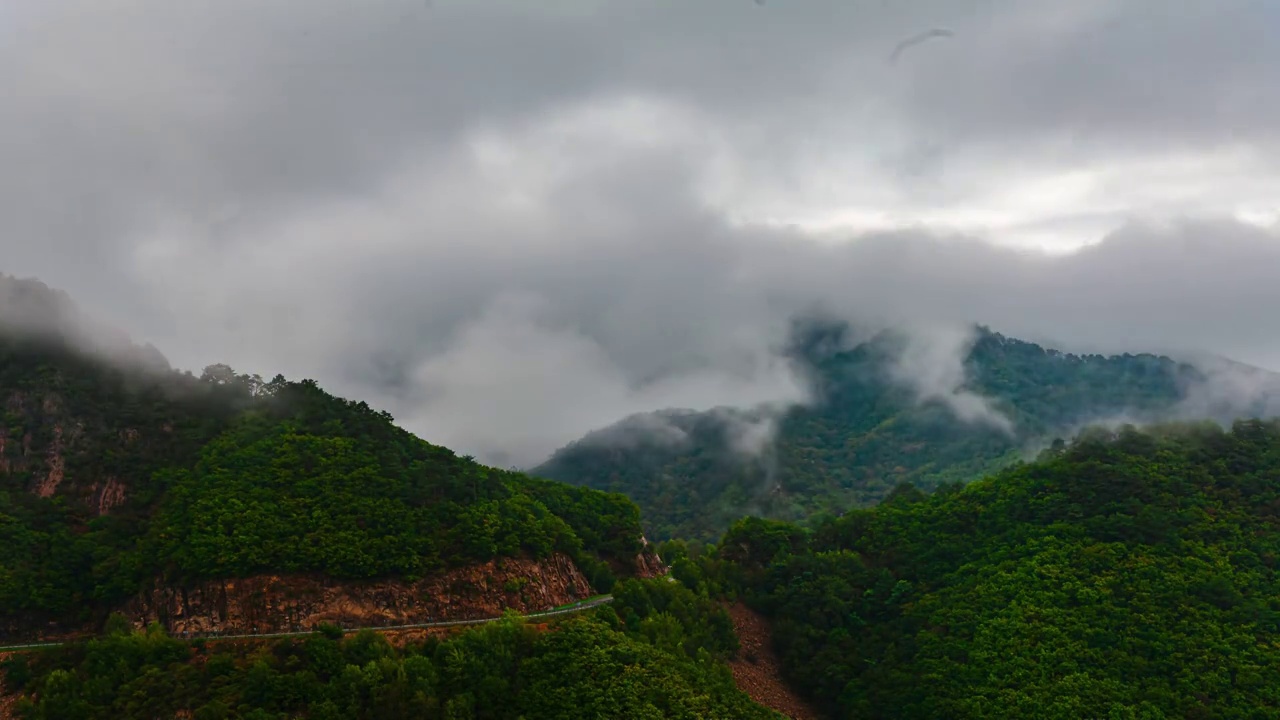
xmin=6 ymin=1 xmax=1279 ymax=716
xmin=4 ymin=277 xmax=1280 ymax=719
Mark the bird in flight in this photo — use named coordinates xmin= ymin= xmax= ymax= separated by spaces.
xmin=889 ymin=28 xmax=954 ymax=64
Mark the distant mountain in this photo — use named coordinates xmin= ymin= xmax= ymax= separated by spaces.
xmin=534 ymin=321 xmax=1280 ymax=540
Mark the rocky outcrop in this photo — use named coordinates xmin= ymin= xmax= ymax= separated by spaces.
xmin=634 ymin=550 xmax=667 ymax=578
xmin=633 ymin=536 xmax=668 ymax=578
xmin=118 ymin=553 xmax=593 ymax=635
xmin=0 ymin=386 xmax=145 ymax=516
xmin=33 ymin=424 xmax=65 ymax=498
xmin=94 ymin=477 xmax=127 ymax=514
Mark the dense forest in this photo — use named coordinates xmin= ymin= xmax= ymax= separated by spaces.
xmin=11 ymin=276 xmax=1280 ymax=718
xmin=667 ymin=419 xmax=1280 ymax=719
xmin=0 ymin=277 xmax=642 ymax=633
xmin=3 ymin=578 xmax=781 ymax=719
xmin=0 ymin=277 xmax=789 ymax=718
xmin=536 ymin=322 xmax=1219 ymax=539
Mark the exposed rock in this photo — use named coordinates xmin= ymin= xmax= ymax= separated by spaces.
xmin=0 ymin=384 xmax=159 ymax=515
xmin=118 ymin=553 xmax=592 ymax=636
xmin=634 ymin=551 xmax=666 ymax=579
xmin=33 ymin=424 xmax=65 ymax=498
xmin=633 ymin=542 xmax=668 ymax=579
xmin=95 ymin=477 xmax=127 ymax=515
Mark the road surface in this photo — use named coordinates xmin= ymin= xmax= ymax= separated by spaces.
xmin=0 ymin=595 xmax=614 ymax=652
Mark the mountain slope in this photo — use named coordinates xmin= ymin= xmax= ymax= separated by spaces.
xmin=0 ymin=276 xmax=645 ymax=638
xmin=0 ymin=277 xmax=793 ymax=718
xmin=534 ymin=323 xmax=1272 ymax=540
xmin=714 ymin=419 xmax=1280 ymax=718
xmin=5 ymin=578 xmax=784 ymax=720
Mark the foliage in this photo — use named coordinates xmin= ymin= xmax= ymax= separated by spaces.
xmin=8 ymin=580 xmax=780 ymax=720
xmin=719 ymin=419 xmax=1280 ymax=719
xmin=0 ymin=329 xmax=644 ymax=631
xmin=0 ymin=338 xmax=257 ymax=624
xmin=535 ymin=324 xmax=1199 ymax=540
xmin=142 ymin=413 xmax=580 ymax=581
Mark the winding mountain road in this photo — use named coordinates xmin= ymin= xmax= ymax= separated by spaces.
xmin=0 ymin=595 xmax=614 ymax=652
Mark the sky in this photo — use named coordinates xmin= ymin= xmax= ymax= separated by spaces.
xmin=2 ymin=0 xmax=1280 ymax=466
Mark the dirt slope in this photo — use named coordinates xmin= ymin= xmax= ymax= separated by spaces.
xmin=725 ymin=602 xmax=823 ymax=720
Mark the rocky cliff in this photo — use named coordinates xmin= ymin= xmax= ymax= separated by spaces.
xmin=633 ymin=537 xmax=668 ymax=579
xmin=0 ymin=385 xmax=185 ymax=516
xmin=118 ymin=553 xmax=593 ymax=635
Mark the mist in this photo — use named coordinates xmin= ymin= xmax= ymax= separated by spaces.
xmin=2 ymin=1 xmax=1279 ymax=466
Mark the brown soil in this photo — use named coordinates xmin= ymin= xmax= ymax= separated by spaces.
xmin=0 ymin=692 xmax=19 ymax=720
xmin=725 ymin=602 xmax=824 ymax=720
xmin=0 ymin=657 xmax=20 ymax=720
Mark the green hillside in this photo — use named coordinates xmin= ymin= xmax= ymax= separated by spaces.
xmin=0 ymin=276 xmax=790 ymax=718
xmin=535 ymin=323 xmax=1208 ymax=540
xmin=690 ymin=419 xmax=1280 ymax=718
xmin=4 ymin=578 xmax=781 ymax=720
xmin=0 ymin=278 xmax=638 ymax=634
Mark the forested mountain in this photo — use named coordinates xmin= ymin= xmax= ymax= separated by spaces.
xmin=679 ymin=419 xmax=1280 ymax=719
xmin=12 ymin=275 xmax=1280 ymax=718
xmin=0 ymin=276 xmax=794 ymax=717
xmin=0 ymin=275 xmax=641 ymax=634
xmin=535 ymin=322 xmax=1273 ymax=540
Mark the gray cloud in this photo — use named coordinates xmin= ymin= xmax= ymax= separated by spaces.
xmin=2 ymin=1 xmax=1279 ymax=465
xmin=887 ymin=324 xmax=1014 ymax=434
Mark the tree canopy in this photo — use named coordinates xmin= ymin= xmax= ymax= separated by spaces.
xmin=537 ymin=324 xmax=1199 ymax=540
xmin=0 ymin=335 xmax=644 ymax=631
xmin=710 ymin=419 xmax=1280 ymax=719
xmin=5 ymin=579 xmax=780 ymax=720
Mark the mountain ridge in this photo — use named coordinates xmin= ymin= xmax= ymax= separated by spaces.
xmin=0 ymin=275 xmax=655 ymax=642
xmin=534 ymin=322 xmax=1280 ymax=539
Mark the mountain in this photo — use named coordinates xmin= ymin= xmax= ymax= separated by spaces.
xmin=535 ymin=322 xmax=1280 ymax=540
xmin=702 ymin=419 xmax=1280 ymax=718
xmin=0 ymin=276 xmax=798 ymax=717
xmin=0 ymin=275 xmax=649 ymax=638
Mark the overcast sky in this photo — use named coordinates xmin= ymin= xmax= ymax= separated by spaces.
xmin=3 ymin=0 xmax=1279 ymax=465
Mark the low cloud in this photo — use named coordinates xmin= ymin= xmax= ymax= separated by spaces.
xmin=3 ymin=2 xmax=1280 ymax=466
xmin=887 ymin=324 xmax=1015 ymax=434
xmin=0 ymin=274 xmax=170 ymax=373
xmin=1174 ymin=356 xmax=1280 ymax=423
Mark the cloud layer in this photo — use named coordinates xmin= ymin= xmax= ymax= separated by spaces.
xmin=3 ymin=1 xmax=1279 ymax=465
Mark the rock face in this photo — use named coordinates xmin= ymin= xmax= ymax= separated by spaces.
xmin=633 ymin=537 xmax=668 ymax=579
xmin=118 ymin=553 xmax=593 ymax=635
xmin=1 ymin=388 xmax=132 ymax=516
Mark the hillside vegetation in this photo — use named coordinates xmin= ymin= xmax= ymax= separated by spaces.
xmin=0 ymin=277 xmax=640 ymax=632
xmin=679 ymin=419 xmax=1280 ymax=719
xmin=537 ymin=323 xmax=1211 ymax=539
xmin=3 ymin=578 xmax=781 ymax=720
xmin=0 ymin=277 xmax=791 ymax=718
